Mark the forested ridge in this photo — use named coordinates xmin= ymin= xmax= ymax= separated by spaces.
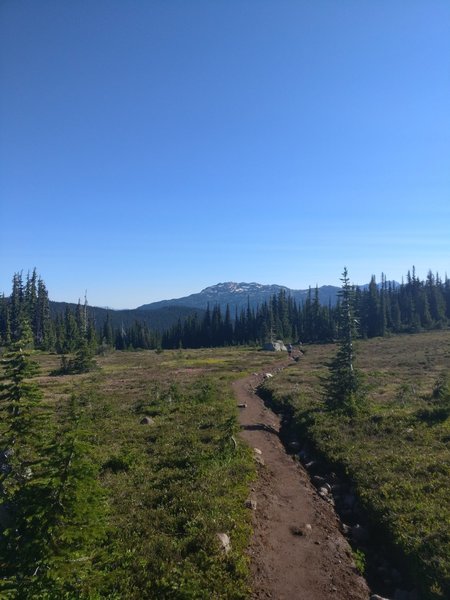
xmin=1 ymin=268 xmax=450 ymax=352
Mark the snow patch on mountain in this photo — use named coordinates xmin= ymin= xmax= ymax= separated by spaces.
xmin=201 ymin=282 xmax=272 ymax=295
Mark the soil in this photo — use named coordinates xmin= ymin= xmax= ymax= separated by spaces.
xmin=233 ymin=362 xmax=371 ymax=600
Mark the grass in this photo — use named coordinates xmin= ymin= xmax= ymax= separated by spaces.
xmin=11 ymin=334 xmax=449 ymax=598
xmin=25 ymin=347 xmax=286 ymax=599
xmin=259 ymin=330 xmax=450 ymax=599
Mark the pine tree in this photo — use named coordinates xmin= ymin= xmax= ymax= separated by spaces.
xmin=223 ymin=304 xmax=233 ymax=346
xmin=378 ymin=273 xmax=387 ymax=337
xmin=10 ymin=272 xmax=25 ymax=341
xmin=102 ymin=312 xmax=114 ymax=346
xmin=366 ymin=275 xmax=380 ymax=337
xmin=24 ymin=269 xmax=38 ymax=337
xmin=24 ymin=393 xmax=107 ymax=597
xmin=0 ymin=294 xmax=12 ymax=346
xmin=58 ymin=338 xmax=97 ymax=375
xmin=86 ymin=319 xmax=98 ymax=354
xmin=389 ymin=292 xmax=401 ymax=332
xmin=310 ymin=286 xmax=321 ymax=342
xmin=426 ymin=271 xmax=446 ymax=326
xmin=75 ymin=298 xmax=87 ymax=340
xmin=324 ymin=268 xmax=365 ymax=414
xmin=0 ymin=320 xmax=106 ymax=596
xmin=0 ymin=321 xmax=42 ymax=444
xmin=36 ymin=277 xmax=53 ymax=350
xmin=63 ymin=306 xmax=79 ymax=353
xmin=71 ymin=339 xmax=97 ymax=373
xmin=0 ymin=322 xmax=47 ymax=590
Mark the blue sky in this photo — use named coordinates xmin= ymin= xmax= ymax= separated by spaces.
xmin=1 ymin=1 xmax=449 ymax=308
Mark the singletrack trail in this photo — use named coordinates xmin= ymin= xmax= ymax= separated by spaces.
xmin=233 ymin=363 xmax=370 ymax=600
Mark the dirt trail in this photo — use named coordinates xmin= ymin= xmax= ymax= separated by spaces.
xmin=233 ymin=364 xmax=370 ymax=600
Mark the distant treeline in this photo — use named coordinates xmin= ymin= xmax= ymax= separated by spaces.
xmin=1 ymin=268 xmax=450 ymax=352
xmin=161 ymin=270 xmax=450 ymax=348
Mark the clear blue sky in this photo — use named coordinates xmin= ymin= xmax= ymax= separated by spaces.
xmin=1 ymin=1 xmax=449 ymax=308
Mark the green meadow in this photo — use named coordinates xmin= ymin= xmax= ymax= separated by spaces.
xmin=1 ymin=333 xmax=449 ymax=599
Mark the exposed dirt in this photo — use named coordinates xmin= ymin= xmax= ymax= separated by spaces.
xmin=233 ymin=363 xmax=370 ymax=600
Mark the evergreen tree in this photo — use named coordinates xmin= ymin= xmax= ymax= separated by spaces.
xmin=310 ymin=287 xmax=321 ymax=342
xmin=0 ymin=384 xmax=106 ymax=595
xmin=211 ymin=304 xmax=223 ymax=346
xmin=389 ymin=292 xmax=401 ymax=332
xmin=276 ymin=289 xmax=291 ymax=340
xmin=259 ymin=301 xmax=274 ymax=344
xmin=0 ymin=321 xmax=42 ymax=444
xmin=102 ymin=312 xmax=114 ymax=346
xmin=426 ymin=271 xmax=446 ymax=326
xmin=75 ymin=299 xmax=85 ymax=339
xmin=366 ymin=275 xmax=380 ymax=337
xmin=58 ymin=338 xmax=97 ymax=375
xmin=23 ymin=393 xmax=107 ymax=596
xmin=324 ymin=268 xmax=365 ymax=414
xmin=54 ymin=314 xmax=66 ymax=353
xmin=0 ymin=294 xmax=12 ymax=346
xmin=202 ymin=304 xmax=212 ymax=347
xmin=71 ymin=339 xmax=97 ymax=373
xmin=10 ymin=272 xmax=25 ymax=341
xmin=36 ymin=277 xmax=53 ymax=349
xmin=86 ymin=319 xmax=98 ymax=354
xmin=378 ymin=273 xmax=387 ymax=337
xmin=444 ymin=276 xmax=450 ymax=320
xmin=0 ymin=323 xmax=47 ymax=591
xmin=223 ymin=304 xmax=233 ymax=346
xmin=114 ymin=324 xmax=127 ymax=350
xmin=24 ymin=269 xmax=38 ymax=335
xmin=63 ymin=306 xmax=79 ymax=353
xmin=416 ymin=285 xmax=432 ymax=328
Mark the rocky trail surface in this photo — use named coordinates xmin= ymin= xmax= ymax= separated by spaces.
xmin=233 ymin=363 xmax=371 ymax=600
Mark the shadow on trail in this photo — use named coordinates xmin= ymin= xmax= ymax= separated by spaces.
xmin=240 ymin=423 xmax=279 ymax=435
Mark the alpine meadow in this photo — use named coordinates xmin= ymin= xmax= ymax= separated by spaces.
xmin=0 ymin=267 xmax=449 ymax=599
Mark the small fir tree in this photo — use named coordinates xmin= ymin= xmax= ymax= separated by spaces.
xmin=57 ymin=338 xmax=97 ymax=375
xmin=22 ymin=393 xmax=107 ymax=597
xmin=325 ymin=268 xmax=365 ymax=414
xmin=0 ymin=323 xmax=47 ymax=591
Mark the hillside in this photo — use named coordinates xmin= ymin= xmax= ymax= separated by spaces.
xmin=49 ymin=301 xmax=205 ymax=333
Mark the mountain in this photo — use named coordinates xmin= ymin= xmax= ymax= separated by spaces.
xmin=49 ymin=301 xmax=205 ymax=333
xmin=138 ymin=282 xmax=341 ymax=314
xmin=50 ymin=280 xmax=400 ymax=333
xmin=48 ymin=282 xmax=339 ymax=335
